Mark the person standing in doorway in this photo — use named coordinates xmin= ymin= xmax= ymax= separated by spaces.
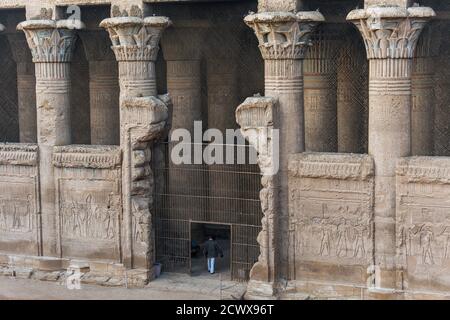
xmin=203 ymin=236 xmax=224 ymax=274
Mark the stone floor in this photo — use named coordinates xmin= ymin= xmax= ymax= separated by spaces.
xmin=0 ymin=271 xmax=247 ymax=300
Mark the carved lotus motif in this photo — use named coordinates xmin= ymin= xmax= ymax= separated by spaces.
xmin=17 ymin=19 xmax=84 ymax=63
xmin=347 ymin=7 xmax=435 ymax=59
xmin=244 ymin=11 xmax=324 ymax=60
xmin=100 ymin=16 xmax=171 ymax=61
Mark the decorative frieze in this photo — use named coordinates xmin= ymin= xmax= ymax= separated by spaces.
xmin=397 ymin=157 xmax=450 ymax=184
xmin=0 ymin=144 xmax=38 ymax=166
xmin=288 ymin=153 xmax=374 ymax=181
xmin=53 ymin=146 xmax=122 ymax=169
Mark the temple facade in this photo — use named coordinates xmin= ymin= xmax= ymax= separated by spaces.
xmin=0 ymin=0 xmax=449 ymax=299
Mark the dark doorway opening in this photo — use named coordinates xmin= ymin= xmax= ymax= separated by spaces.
xmin=190 ymin=222 xmax=231 ymax=279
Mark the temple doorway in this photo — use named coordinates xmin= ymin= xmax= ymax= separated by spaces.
xmin=190 ymin=222 xmax=231 ymax=278
xmin=153 ymin=142 xmax=262 ymax=282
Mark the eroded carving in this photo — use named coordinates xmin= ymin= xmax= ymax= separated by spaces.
xmin=288 ymin=153 xmax=375 ymax=283
xmin=17 ymin=20 xmax=84 ymax=63
xmin=347 ymin=7 xmax=435 ymax=59
xmin=244 ymin=11 xmax=325 ymax=60
xmin=100 ymin=16 xmax=171 ymax=62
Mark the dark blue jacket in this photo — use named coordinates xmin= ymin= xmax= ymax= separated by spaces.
xmin=203 ymin=239 xmax=223 ymax=258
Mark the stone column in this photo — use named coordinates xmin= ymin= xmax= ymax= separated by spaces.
xmin=162 ymin=27 xmax=204 ymax=136
xmin=18 ymin=19 xmax=83 ymax=256
xmin=347 ymin=6 xmax=435 ymax=289
xmin=8 ymin=33 xmax=37 ymax=143
xmin=411 ymin=24 xmax=440 ymax=156
xmin=101 ymin=16 xmax=171 ymax=275
xmin=204 ymin=26 xmax=241 ymax=223
xmin=304 ymin=24 xmax=339 ymax=152
xmin=79 ymin=31 xmax=120 ymax=145
xmin=161 ymin=27 xmax=206 ymax=224
xmin=244 ymin=11 xmax=324 ymax=290
xmin=337 ymin=28 xmax=368 ymax=153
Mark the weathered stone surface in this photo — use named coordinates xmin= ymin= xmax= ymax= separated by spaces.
xmin=348 ymin=5 xmax=435 ymax=290
xmin=396 ymin=157 xmax=450 ymax=294
xmin=287 ymin=153 xmax=374 ymax=288
xmin=0 ymin=0 xmax=449 ymax=301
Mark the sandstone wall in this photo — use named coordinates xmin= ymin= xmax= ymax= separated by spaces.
xmin=0 ymin=144 xmax=40 ymax=256
xmin=53 ymin=145 xmax=122 ymax=261
xmin=396 ymin=157 xmax=450 ymax=297
xmin=287 ymin=153 xmax=374 ymax=296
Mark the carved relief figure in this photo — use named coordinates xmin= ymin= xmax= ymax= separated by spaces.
xmin=60 ymin=192 xmax=118 ymax=241
xmin=0 ymin=195 xmax=33 ymax=233
xmin=352 ymin=217 xmax=369 ymax=259
xmin=336 ymin=218 xmax=349 ymax=257
xmin=441 ymin=226 xmax=450 ymax=260
xmin=132 ymin=202 xmax=146 ymax=243
xmin=420 ymin=225 xmax=435 ymax=265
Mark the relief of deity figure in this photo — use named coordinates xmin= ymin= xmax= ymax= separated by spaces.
xmin=11 ymin=204 xmax=21 ymax=230
xmin=336 ymin=218 xmax=349 ymax=258
xmin=420 ymin=225 xmax=435 ymax=265
xmin=104 ymin=193 xmax=115 ymax=240
xmin=352 ymin=218 xmax=368 ymax=259
xmin=0 ymin=202 xmax=7 ymax=230
xmin=133 ymin=202 xmax=146 ymax=243
xmin=440 ymin=226 xmax=450 ymax=260
xmin=319 ymin=219 xmax=334 ymax=257
xmin=71 ymin=202 xmax=81 ymax=237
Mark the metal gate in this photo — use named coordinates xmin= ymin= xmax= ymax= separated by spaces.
xmin=153 ymin=141 xmax=262 ymax=281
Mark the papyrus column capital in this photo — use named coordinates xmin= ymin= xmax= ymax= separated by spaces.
xmin=17 ymin=19 xmax=84 ymax=63
xmin=347 ymin=6 xmax=435 ymax=60
xmin=100 ymin=16 xmax=171 ymax=62
xmin=244 ymin=11 xmax=325 ymax=60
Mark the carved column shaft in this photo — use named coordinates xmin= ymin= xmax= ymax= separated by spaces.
xmin=167 ymin=60 xmax=201 ymax=132
xmin=162 ymin=28 xmax=205 ymax=133
xmin=8 ymin=34 xmax=37 ymax=143
xmin=161 ymin=27 xmax=206 ymax=228
xmin=337 ymin=30 xmax=368 ymax=153
xmin=101 ymin=16 xmax=171 ymax=273
xmin=80 ymin=31 xmax=120 ymax=145
xmin=411 ymin=24 xmax=440 ymax=156
xmin=304 ymin=24 xmax=339 ymax=152
xmin=18 ymin=19 xmax=82 ymax=256
xmin=348 ymin=6 xmax=435 ymax=289
xmin=89 ymin=60 xmax=120 ymax=145
xmin=206 ymin=29 xmax=240 ymax=220
xmin=245 ymin=11 xmax=324 ymax=285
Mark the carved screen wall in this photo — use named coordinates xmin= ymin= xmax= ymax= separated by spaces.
xmin=288 ymin=153 xmax=374 ymax=286
xmin=0 ymin=144 xmax=40 ymax=255
xmin=397 ymin=157 xmax=450 ymax=293
xmin=53 ymin=146 xmax=122 ymax=262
